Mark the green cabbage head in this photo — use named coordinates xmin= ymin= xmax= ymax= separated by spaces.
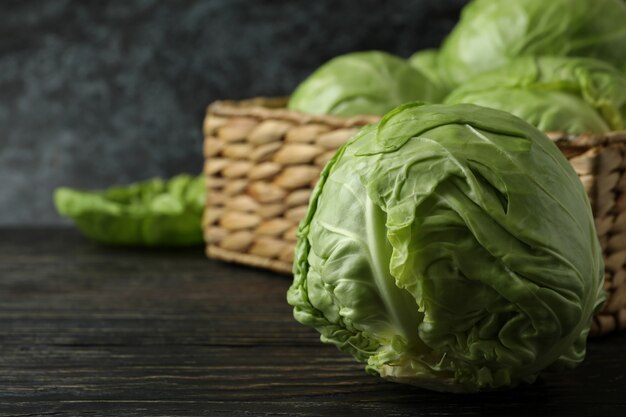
xmin=444 ymin=56 xmax=626 ymax=133
xmin=439 ymin=0 xmax=626 ymax=86
xmin=287 ymin=102 xmax=605 ymax=392
xmin=408 ymin=49 xmax=447 ymax=94
xmin=55 ymin=174 xmax=205 ymax=246
xmin=288 ymin=51 xmax=446 ymax=116
xmin=445 ymin=89 xmax=610 ymax=134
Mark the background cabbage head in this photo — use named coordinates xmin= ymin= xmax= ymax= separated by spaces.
xmin=287 ymin=51 xmax=446 ymax=116
xmin=445 ymin=89 xmax=610 ymax=134
xmin=408 ymin=49 xmax=448 ymax=96
xmin=438 ymin=0 xmax=626 ymax=86
xmin=444 ymin=56 xmax=626 ymax=133
xmin=287 ymin=102 xmax=605 ymax=392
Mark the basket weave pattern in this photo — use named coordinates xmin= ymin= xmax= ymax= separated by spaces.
xmin=203 ymin=98 xmax=626 ymax=336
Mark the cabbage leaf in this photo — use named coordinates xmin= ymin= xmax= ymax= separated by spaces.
xmin=54 ymin=174 xmax=205 ymax=246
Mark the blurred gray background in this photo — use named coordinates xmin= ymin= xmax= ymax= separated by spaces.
xmin=0 ymin=0 xmax=468 ymax=224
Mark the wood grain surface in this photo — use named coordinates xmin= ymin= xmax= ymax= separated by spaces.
xmin=0 ymin=228 xmax=624 ymax=416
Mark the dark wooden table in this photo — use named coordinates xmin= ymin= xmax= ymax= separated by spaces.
xmin=0 ymin=228 xmax=624 ymax=416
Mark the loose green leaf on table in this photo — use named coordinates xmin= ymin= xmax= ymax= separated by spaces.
xmin=54 ymin=174 xmax=205 ymax=247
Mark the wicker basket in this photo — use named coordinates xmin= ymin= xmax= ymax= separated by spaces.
xmin=203 ymin=97 xmax=626 ymax=336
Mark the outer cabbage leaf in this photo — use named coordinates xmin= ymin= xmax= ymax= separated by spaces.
xmin=445 ymin=89 xmax=609 ymax=134
xmin=445 ymin=56 xmax=626 ymax=131
xmin=54 ymin=174 xmax=205 ymax=246
xmin=288 ymin=51 xmax=446 ymax=116
xmin=287 ymin=103 xmax=605 ymax=392
xmin=439 ymin=0 xmax=626 ymax=86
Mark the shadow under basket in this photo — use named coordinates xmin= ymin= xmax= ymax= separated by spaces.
xmin=203 ymin=97 xmax=626 ymax=337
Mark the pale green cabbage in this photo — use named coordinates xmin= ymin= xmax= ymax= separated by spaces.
xmin=408 ymin=49 xmax=446 ymax=93
xmin=439 ymin=0 xmax=626 ymax=86
xmin=445 ymin=89 xmax=609 ymax=134
xmin=54 ymin=174 xmax=205 ymax=246
xmin=287 ymin=102 xmax=605 ymax=392
xmin=444 ymin=56 xmax=626 ymax=133
xmin=288 ymin=51 xmax=446 ymax=116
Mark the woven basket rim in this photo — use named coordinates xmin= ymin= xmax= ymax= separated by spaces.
xmin=207 ymin=97 xmax=626 ymax=149
xmin=208 ymin=97 xmax=380 ymax=128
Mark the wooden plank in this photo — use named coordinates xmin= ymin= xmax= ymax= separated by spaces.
xmin=0 ymin=228 xmax=624 ymax=416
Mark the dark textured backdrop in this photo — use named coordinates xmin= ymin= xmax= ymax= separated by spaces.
xmin=0 ymin=0 xmax=468 ymax=224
